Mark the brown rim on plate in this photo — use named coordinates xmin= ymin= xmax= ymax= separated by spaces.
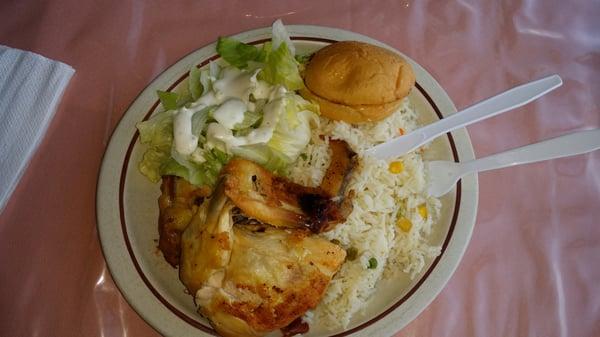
xmin=118 ymin=37 xmax=461 ymax=335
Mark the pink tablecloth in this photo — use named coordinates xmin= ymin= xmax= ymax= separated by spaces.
xmin=0 ymin=1 xmax=598 ymax=336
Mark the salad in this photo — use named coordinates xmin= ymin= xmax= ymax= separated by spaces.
xmin=136 ymin=20 xmax=317 ymax=187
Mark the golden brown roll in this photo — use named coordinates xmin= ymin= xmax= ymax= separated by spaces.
xmin=301 ymin=41 xmax=415 ymax=123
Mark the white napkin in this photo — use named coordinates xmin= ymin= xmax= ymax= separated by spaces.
xmin=0 ymin=45 xmax=75 ymax=212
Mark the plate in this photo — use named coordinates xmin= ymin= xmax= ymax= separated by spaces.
xmin=96 ymin=25 xmax=478 ymax=337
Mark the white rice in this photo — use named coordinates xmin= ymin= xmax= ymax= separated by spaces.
xmin=289 ymin=98 xmax=441 ymax=329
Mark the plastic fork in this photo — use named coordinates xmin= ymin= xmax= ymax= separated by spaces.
xmin=365 ymin=75 xmax=563 ymax=159
xmin=426 ymin=129 xmax=600 ymax=197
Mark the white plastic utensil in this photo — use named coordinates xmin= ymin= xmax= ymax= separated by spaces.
xmin=427 ymin=129 xmax=600 ymax=197
xmin=365 ymin=74 xmax=563 ymax=159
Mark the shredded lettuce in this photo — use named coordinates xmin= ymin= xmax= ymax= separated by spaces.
xmin=137 ymin=111 xmax=174 ymax=152
xmin=271 ymin=19 xmax=295 ymax=56
xmin=259 ymin=43 xmax=303 ymax=91
xmin=209 ymin=60 xmax=221 ymax=78
xmin=156 ymin=91 xmax=179 ymax=111
xmin=231 ymin=144 xmax=290 ymax=176
xmin=137 ymin=106 xmax=225 ymax=186
xmin=188 ymin=66 xmax=203 ymax=100
xmin=216 ymin=21 xmax=302 ymax=91
xmin=139 ymin=147 xmax=171 ymax=183
xmin=136 ymin=110 xmax=174 ymax=182
xmin=191 ymin=106 xmax=214 ymax=136
xmin=232 ymin=110 xmax=261 ymax=130
xmin=157 ymin=89 xmax=192 ymax=111
xmin=216 ymin=37 xmax=262 ymax=69
xmin=161 ymin=148 xmax=230 ymax=186
xmin=267 ymin=96 xmax=315 ymax=160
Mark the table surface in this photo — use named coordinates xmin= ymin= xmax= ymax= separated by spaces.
xmin=1 ymin=1 xmax=599 ymax=336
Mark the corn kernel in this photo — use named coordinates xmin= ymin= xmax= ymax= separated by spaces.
xmin=418 ymin=204 xmax=428 ymax=219
xmin=388 ymin=161 xmax=404 ymax=174
xmin=396 ymin=217 xmax=412 ymax=232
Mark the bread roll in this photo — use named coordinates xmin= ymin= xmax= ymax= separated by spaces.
xmin=299 ymin=87 xmax=403 ymax=124
xmin=301 ymin=41 xmax=415 ymax=123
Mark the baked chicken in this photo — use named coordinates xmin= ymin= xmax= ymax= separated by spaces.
xmin=179 ymin=181 xmax=346 ymax=337
xmin=157 ymin=140 xmax=356 ymax=336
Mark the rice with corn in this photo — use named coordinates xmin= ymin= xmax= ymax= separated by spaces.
xmin=289 ymin=98 xmax=441 ymax=329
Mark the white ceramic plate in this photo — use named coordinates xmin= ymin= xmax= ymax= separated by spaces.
xmin=97 ymin=25 xmax=478 ymax=337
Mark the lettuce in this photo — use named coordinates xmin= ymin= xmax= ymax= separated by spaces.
xmin=138 ymin=146 xmax=171 ymax=183
xmin=157 ymin=89 xmax=192 ymax=111
xmin=136 ymin=110 xmax=174 ymax=182
xmin=137 ymin=106 xmax=226 ymax=186
xmin=156 ymin=91 xmax=179 ymax=111
xmin=259 ymin=42 xmax=303 ymax=91
xmin=161 ymin=148 xmax=230 ymax=186
xmin=188 ymin=66 xmax=203 ymax=100
xmin=216 ymin=21 xmax=303 ymax=91
xmin=217 ymin=37 xmax=262 ymax=68
xmin=137 ymin=110 xmax=174 ymax=147
xmin=232 ymin=110 xmax=261 ymax=130
xmin=138 ymin=88 xmax=200 ymax=183
xmin=231 ymin=144 xmax=290 ymax=176
xmin=228 ymin=96 xmax=314 ymax=175
xmin=191 ymin=106 xmax=214 ymax=137
xmin=271 ymin=19 xmax=295 ymax=56
xmin=266 ymin=95 xmax=317 ymax=160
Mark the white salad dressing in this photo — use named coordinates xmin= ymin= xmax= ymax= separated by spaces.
xmin=253 ymin=81 xmax=272 ymax=100
xmin=206 ymin=97 xmax=285 ymax=150
xmin=192 ymin=91 xmax=218 ymax=107
xmin=212 ymin=98 xmax=246 ymax=129
xmin=173 ymin=107 xmax=199 ymax=155
xmin=173 ymin=92 xmax=219 ymax=155
xmin=214 ymin=68 xmax=256 ymax=102
xmin=173 ymin=66 xmax=289 ymax=156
